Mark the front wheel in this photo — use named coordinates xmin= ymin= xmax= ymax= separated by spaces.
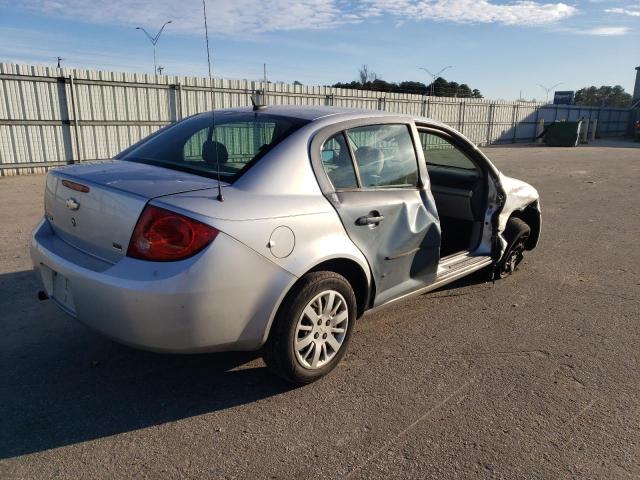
xmin=262 ymin=271 xmax=357 ymax=385
xmin=496 ymin=217 xmax=531 ymax=279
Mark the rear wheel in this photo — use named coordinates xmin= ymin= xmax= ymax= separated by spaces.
xmin=497 ymin=217 xmax=531 ymax=279
xmin=262 ymin=271 xmax=356 ymax=385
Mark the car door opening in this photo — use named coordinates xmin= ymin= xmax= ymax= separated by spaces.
xmin=417 ymin=129 xmax=487 ymax=258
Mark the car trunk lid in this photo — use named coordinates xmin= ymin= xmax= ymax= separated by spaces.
xmin=44 ymin=160 xmax=223 ymax=263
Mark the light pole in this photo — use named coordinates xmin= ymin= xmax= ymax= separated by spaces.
xmin=537 ymin=82 xmax=563 ymax=103
xmin=419 ymin=66 xmax=453 ymax=97
xmin=136 ymin=20 xmax=172 ymax=74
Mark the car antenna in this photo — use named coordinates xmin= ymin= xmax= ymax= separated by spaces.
xmin=250 ymin=86 xmax=267 ymax=111
xmin=202 ymin=0 xmax=224 ymax=202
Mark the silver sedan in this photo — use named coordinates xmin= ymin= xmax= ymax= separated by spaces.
xmin=31 ymin=106 xmax=540 ymax=384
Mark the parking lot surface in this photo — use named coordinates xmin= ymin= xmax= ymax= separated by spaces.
xmin=1 ymin=140 xmax=639 ymax=479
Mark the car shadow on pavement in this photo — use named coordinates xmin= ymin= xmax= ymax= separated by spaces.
xmin=0 ymin=270 xmax=292 ymax=459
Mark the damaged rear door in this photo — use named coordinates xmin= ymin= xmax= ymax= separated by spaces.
xmin=316 ymin=122 xmax=441 ymax=306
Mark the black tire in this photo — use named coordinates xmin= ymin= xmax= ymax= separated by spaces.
xmin=496 ymin=217 xmax=531 ymax=279
xmin=262 ymin=271 xmax=357 ymax=385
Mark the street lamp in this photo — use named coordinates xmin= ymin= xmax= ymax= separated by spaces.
xmin=419 ymin=66 xmax=453 ymax=97
xmin=136 ymin=20 xmax=172 ymax=74
xmin=537 ymin=82 xmax=563 ymax=103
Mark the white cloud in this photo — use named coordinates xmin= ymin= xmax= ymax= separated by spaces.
xmin=17 ymin=0 xmax=580 ymax=35
xmin=18 ymin=0 xmax=356 ymax=35
xmin=582 ymin=26 xmax=631 ymax=35
xmin=360 ymin=0 xmax=577 ymax=26
xmin=605 ymin=6 xmax=640 ymax=17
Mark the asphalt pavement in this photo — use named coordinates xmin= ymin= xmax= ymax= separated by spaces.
xmin=1 ymin=139 xmax=639 ymax=479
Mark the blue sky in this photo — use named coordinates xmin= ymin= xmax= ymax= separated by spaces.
xmin=0 ymin=0 xmax=638 ymax=100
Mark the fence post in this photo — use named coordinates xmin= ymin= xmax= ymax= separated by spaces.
xmin=458 ymin=101 xmax=465 ymax=133
xmin=510 ymin=103 xmax=518 ymax=143
xmin=535 ymin=118 xmax=545 ymax=144
xmin=421 ymin=96 xmax=427 ymax=117
xmin=54 ymin=76 xmax=74 ymax=164
xmin=176 ymin=82 xmax=183 ymax=120
xmin=591 ymin=119 xmax=598 ymax=141
xmin=68 ymin=76 xmax=81 ymax=163
xmin=485 ymin=103 xmax=494 ymax=146
xmin=581 ymin=117 xmax=589 ymax=143
xmin=532 ymin=106 xmax=540 ymax=142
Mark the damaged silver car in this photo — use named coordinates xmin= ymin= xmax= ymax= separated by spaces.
xmin=31 ymin=106 xmax=540 ymax=384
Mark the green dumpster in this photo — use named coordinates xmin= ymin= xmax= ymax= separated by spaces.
xmin=543 ymin=121 xmax=582 ymax=147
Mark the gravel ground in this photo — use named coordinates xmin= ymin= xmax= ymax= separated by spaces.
xmin=1 ymin=140 xmax=639 ymax=479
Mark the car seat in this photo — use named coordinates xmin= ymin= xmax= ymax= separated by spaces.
xmin=355 ymin=146 xmax=384 ymax=187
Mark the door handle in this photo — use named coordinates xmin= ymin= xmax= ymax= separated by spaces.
xmin=356 ymin=213 xmax=385 ymax=226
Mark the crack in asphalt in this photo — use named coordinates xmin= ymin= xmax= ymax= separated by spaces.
xmin=343 ymin=380 xmax=473 ymax=479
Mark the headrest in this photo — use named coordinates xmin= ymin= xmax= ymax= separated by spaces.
xmin=355 ymin=146 xmax=383 ymax=165
xmin=202 ymin=140 xmax=229 ymax=165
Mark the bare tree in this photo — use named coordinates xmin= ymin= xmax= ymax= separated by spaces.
xmin=358 ymin=64 xmax=378 ymax=85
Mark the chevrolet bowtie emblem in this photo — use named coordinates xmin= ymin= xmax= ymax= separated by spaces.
xmin=65 ymin=198 xmax=80 ymax=211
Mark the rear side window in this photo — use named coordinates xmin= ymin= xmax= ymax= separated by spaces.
xmin=346 ymin=124 xmax=418 ymax=188
xmin=119 ymin=113 xmax=307 ymax=182
xmin=320 ymin=133 xmax=358 ymax=189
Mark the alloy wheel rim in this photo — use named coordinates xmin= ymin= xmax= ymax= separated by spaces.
xmin=294 ymin=290 xmax=349 ymax=370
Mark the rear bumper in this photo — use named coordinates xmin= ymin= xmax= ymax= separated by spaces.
xmin=30 ymin=218 xmax=295 ymax=353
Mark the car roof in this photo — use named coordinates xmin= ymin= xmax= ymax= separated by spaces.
xmin=192 ymin=105 xmax=451 ymax=133
xmin=203 ymin=105 xmax=408 ymax=122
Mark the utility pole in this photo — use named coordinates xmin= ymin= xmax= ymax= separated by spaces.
xmin=56 ymin=56 xmax=63 ymax=68
xmin=418 ymin=66 xmax=453 ymax=97
xmin=136 ymin=20 xmax=172 ymax=74
xmin=263 ymin=63 xmax=267 ymax=83
xmin=537 ymin=82 xmax=563 ymax=103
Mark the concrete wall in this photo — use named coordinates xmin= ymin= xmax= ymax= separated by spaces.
xmin=0 ymin=63 xmax=632 ymax=176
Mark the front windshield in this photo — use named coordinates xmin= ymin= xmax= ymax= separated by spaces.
xmin=117 ymin=112 xmax=308 ymax=183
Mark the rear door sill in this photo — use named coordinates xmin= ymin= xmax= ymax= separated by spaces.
xmin=366 ymin=251 xmax=492 ymax=315
xmin=436 ymin=251 xmax=491 ymax=281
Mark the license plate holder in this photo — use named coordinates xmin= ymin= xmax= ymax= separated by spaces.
xmin=48 ymin=268 xmax=77 ymax=315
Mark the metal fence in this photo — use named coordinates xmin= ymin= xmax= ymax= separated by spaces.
xmin=0 ymin=62 xmax=632 ymax=176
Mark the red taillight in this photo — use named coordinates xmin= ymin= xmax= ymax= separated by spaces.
xmin=127 ymin=205 xmax=219 ymax=261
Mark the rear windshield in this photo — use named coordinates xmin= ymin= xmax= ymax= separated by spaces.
xmin=117 ymin=112 xmax=308 ymax=183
